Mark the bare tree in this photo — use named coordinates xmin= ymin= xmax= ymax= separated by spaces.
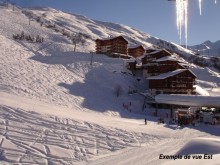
xmin=71 ymin=33 xmax=86 ymax=52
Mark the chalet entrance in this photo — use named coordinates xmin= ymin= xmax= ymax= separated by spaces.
xmin=175 ymin=109 xmax=195 ymax=125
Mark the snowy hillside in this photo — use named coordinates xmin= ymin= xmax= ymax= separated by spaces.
xmin=15 ymin=5 xmax=197 ymax=56
xmin=0 ymin=4 xmax=220 ymax=164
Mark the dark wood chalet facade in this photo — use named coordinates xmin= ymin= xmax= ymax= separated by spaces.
xmin=128 ymin=45 xmax=145 ymax=58
xmin=142 ymin=49 xmax=172 ymax=64
xmin=147 ymin=69 xmax=197 ymax=96
xmin=95 ymin=36 xmax=128 ymax=55
xmin=143 ymin=56 xmax=185 ymax=77
xmin=145 ymin=48 xmax=159 ymax=54
xmin=143 ymin=63 xmax=185 ymax=78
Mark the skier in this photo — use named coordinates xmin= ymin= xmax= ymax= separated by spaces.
xmin=145 ymin=118 xmax=147 ymax=125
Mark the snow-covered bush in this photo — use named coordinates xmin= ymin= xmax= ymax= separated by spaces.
xmin=25 ymin=34 xmax=34 ymax=42
xmin=12 ymin=31 xmax=44 ymax=43
xmin=35 ymin=35 xmax=44 ymax=43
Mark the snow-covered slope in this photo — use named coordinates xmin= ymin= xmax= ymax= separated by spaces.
xmin=186 ymin=40 xmax=220 ymax=71
xmin=0 ymin=4 xmax=220 ymax=164
xmin=188 ymin=40 xmax=220 ymax=57
xmin=16 ymin=5 xmax=197 ymax=56
xmin=0 ymin=5 xmax=148 ymax=114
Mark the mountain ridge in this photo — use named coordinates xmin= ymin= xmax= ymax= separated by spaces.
xmin=188 ymin=40 xmax=220 ymax=57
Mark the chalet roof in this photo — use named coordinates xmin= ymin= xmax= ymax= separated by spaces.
xmin=96 ymin=36 xmax=129 ymax=43
xmin=155 ymin=56 xmax=177 ymax=62
xmin=136 ymin=48 xmax=160 ymax=60
xmin=178 ymin=62 xmax=188 ymax=66
xmin=147 ymin=69 xmax=197 ymax=80
xmin=177 ymin=63 xmax=187 ymax=69
xmin=147 ymin=49 xmax=172 ymax=56
xmin=128 ymin=45 xmax=145 ymax=50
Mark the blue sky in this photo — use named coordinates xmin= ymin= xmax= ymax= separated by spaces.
xmin=13 ymin=0 xmax=220 ymax=45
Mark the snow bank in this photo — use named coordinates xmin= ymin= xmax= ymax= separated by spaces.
xmin=163 ymin=138 xmax=220 ymax=165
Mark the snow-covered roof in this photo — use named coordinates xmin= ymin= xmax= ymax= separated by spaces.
xmin=147 ymin=69 xmax=197 ymax=80
xmin=147 ymin=69 xmax=183 ymax=80
xmin=97 ymin=36 xmax=129 ymax=43
xmin=137 ymin=49 xmax=161 ymax=60
xmin=155 ymin=94 xmax=220 ymax=108
xmin=155 ymin=56 xmax=178 ymax=62
xmin=146 ymin=49 xmax=172 ymax=56
xmin=178 ymin=62 xmax=188 ymax=66
xmin=128 ymin=45 xmax=145 ymax=49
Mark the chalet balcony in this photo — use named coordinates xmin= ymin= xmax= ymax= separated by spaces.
xmin=153 ymin=86 xmax=195 ymax=90
xmin=176 ymin=76 xmax=195 ymax=79
xmin=170 ymin=81 xmax=194 ymax=85
xmin=153 ymin=88 xmax=196 ymax=93
xmin=169 ymin=84 xmax=194 ymax=88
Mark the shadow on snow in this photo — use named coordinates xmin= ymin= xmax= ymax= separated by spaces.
xmin=30 ymin=51 xmax=145 ymax=119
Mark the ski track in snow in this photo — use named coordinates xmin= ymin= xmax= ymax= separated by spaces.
xmin=0 ymin=104 xmax=215 ymax=165
xmin=0 ymin=105 xmax=163 ymax=164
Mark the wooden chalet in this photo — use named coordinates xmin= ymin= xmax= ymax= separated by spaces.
xmin=142 ymin=49 xmax=172 ymax=64
xmin=155 ymin=56 xmax=181 ymax=65
xmin=95 ymin=36 xmax=128 ymax=55
xmin=143 ymin=56 xmax=186 ymax=77
xmin=147 ymin=69 xmax=197 ymax=96
xmin=128 ymin=45 xmax=145 ymax=58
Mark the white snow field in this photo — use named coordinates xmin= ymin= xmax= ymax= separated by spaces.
xmin=0 ymin=4 xmax=220 ymax=165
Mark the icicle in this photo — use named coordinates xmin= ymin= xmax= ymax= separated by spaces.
xmin=199 ymin=0 xmax=202 ymax=15
xmin=184 ymin=0 xmax=188 ymax=49
xmin=176 ymin=0 xmax=183 ymax=45
xmin=174 ymin=0 xmax=217 ymax=48
xmin=176 ymin=0 xmax=180 ymax=44
xmin=176 ymin=0 xmax=188 ymax=48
